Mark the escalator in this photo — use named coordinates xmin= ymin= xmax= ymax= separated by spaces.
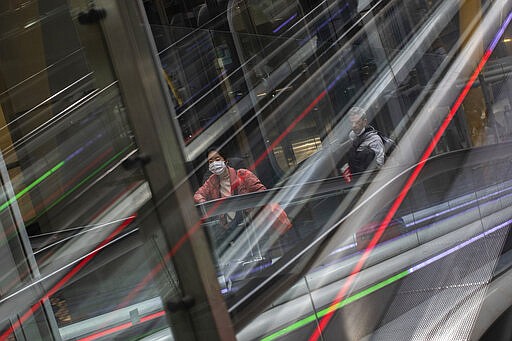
xmin=186 ymin=0 xmax=512 ymax=339
xmin=45 ymin=0 xmax=512 ymax=339
xmin=2 ymin=0 xmax=512 ymax=340
xmin=60 ymin=140 xmax=512 ymax=340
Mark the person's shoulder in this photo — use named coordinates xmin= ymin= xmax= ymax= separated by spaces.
xmin=364 ymin=128 xmax=381 ymax=140
xmin=237 ymin=168 xmax=261 ymax=179
xmin=236 ymin=168 xmax=253 ymax=176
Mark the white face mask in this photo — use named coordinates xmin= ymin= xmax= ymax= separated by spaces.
xmin=209 ymin=160 xmax=226 ymax=175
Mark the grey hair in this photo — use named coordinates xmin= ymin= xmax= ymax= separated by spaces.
xmin=348 ymin=106 xmax=367 ymax=121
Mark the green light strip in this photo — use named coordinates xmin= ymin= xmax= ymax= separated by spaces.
xmin=0 ymin=161 xmax=65 ymax=212
xmin=261 ymin=269 xmax=410 ymax=341
xmin=28 ymin=146 xmax=131 ymax=224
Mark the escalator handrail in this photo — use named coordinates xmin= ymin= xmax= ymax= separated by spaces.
xmin=196 ymin=141 xmax=512 ymax=217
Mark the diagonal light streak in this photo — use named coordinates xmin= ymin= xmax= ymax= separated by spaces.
xmin=261 ymin=216 xmax=512 ymax=341
xmin=0 ymin=215 xmax=137 ymax=339
xmin=308 ymin=11 xmax=512 ymax=341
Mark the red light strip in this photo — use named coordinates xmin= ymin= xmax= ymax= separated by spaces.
xmin=0 ymin=214 xmax=137 ymax=340
xmin=77 ymin=310 xmax=166 ymax=341
xmin=308 ymin=50 xmax=494 ymax=341
xmin=78 ymin=322 xmax=133 ymax=341
xmin=139 ymin=310 xmax=166 ymax=323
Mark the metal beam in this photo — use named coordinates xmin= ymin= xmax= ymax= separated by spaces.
xmin=95 ymin=0 xmax=235 ymax=340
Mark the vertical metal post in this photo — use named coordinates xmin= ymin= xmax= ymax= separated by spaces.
xmin=95 ymin=0 xmax=236 ymax=340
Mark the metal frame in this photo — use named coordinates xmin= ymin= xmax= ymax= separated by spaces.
xmin=95 ymin=0 xmax=235 ymax=340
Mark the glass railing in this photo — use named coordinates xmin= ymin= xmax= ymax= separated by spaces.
xmin=198 ymin=141 xmax=512 ymax=300
xmin=187 ymin=0 xmax=512 ymax=338
xmin=0 ymin=1 xmax=177 ymax=340
xmin=131 ymin=138 xmax=512 ymax=340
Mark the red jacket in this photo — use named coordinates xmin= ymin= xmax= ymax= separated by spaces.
xmin=194 ymin=167 xmax=266 ymax=203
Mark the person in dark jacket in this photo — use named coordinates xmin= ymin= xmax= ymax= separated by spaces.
xmin=347 ymin=107 xmax=385 ymax=173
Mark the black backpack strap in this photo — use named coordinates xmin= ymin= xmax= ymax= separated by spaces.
xmin=376 ymin=131 xmax=397 ymax=156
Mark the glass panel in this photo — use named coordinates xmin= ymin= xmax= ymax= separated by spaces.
xmin=144 ymin=0 xmax=512 ymax=339
xmin=3 ymin=0 xmax=511 ymax=339
xmin=0 ymin=1 xmax=177 ymax=340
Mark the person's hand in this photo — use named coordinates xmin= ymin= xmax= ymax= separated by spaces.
xmin=341 ymin=163 xmax=352 ymax=183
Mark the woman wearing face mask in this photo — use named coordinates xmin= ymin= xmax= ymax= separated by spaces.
xmin=194 ymin=148 xmax=266 ymax=259
xmin=194 ymin=147 xmax=266 ymax=205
